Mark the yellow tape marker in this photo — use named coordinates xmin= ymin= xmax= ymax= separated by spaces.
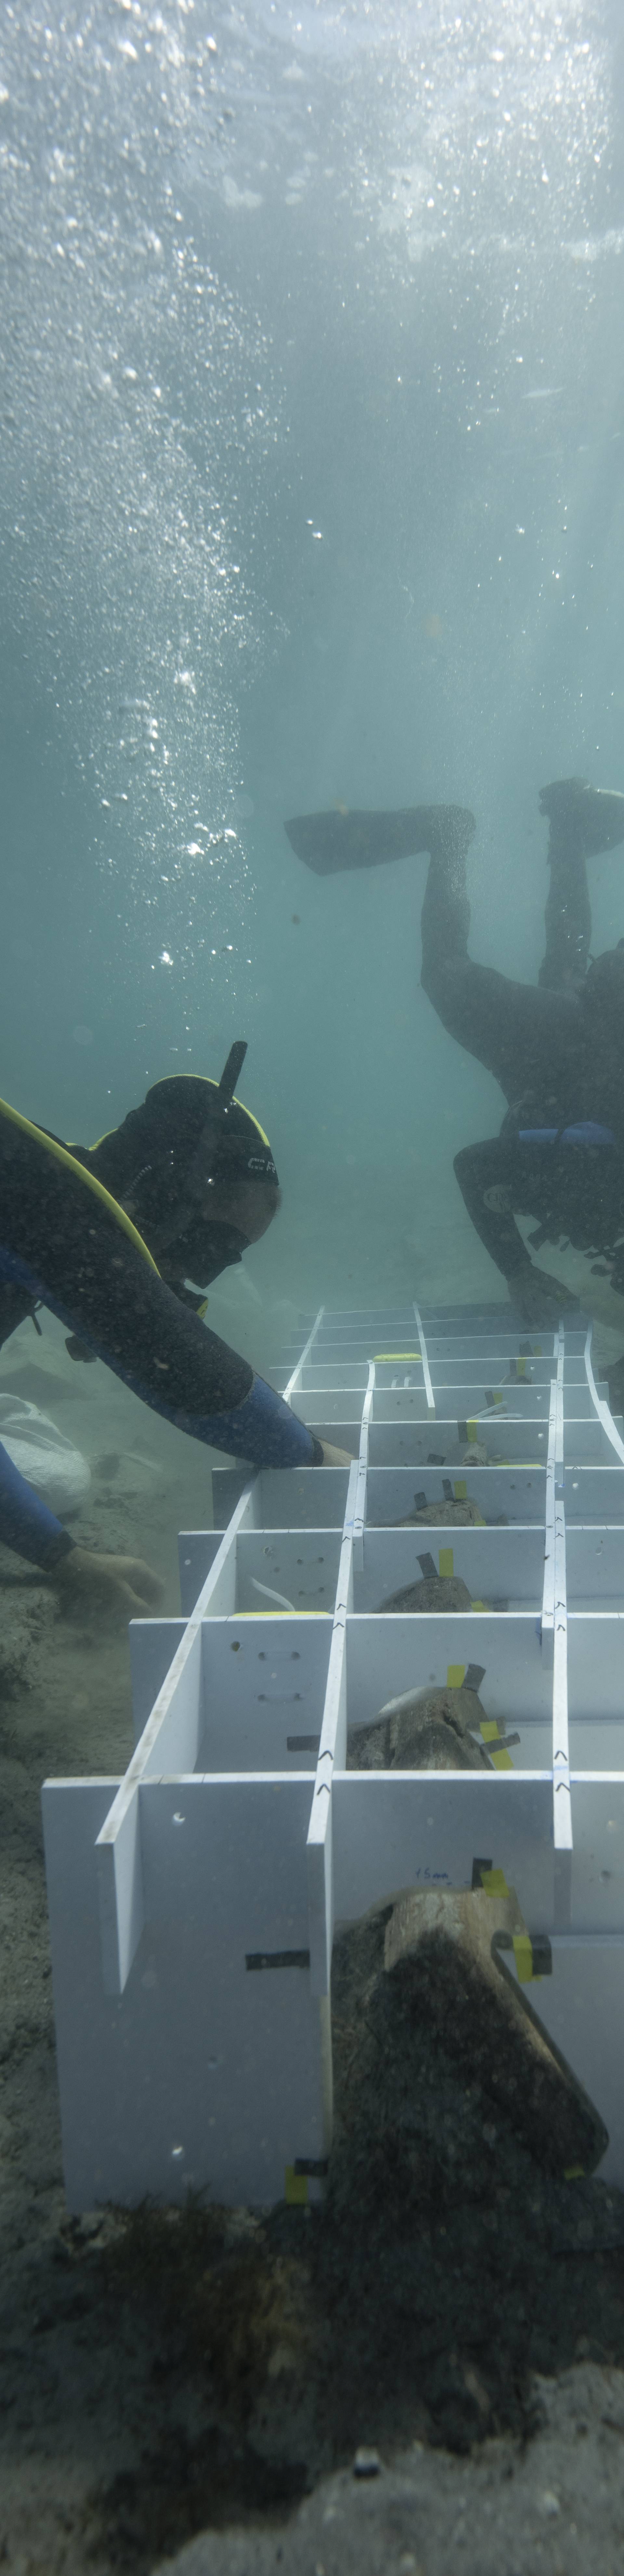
xmin=466 ymin=1420 xmax=478 ymax=1441
xmin=481 ymin=1868 xmax=510 ymax=1898
xmin=564 ymin=2164 xmax=585 ymax=2181
xmin=493 ymin=1391 xmax=503 ymax=1405
xmin=471 ymin=1598 xmax=488 ymax=1611
xmin=447 ymin=1663 xmax=466 ymax=1689
xmin=373 ymin=1351 xmax=422 ymax=1363
xmin=513 ymin=1934 xmax=535 ymax=1981
xmin=454 ymin=1480 xmax=467 ymax=1500
xmin=491 ymin=1746 xmax=513 ymax=1771
xmin=439 ymin=1547 xmax=454 ymax=1577
xmin=284 ymin=2166 xmax=308 ymax=2206
xmin=0 ymin=1095 xmax=159 ymax=1273
xmin=480 ymin=1721 xmax=500 ymax=1741
xmin=534 ymin=1345 xmax=542 ymax=1356
xmin=516 ymin=1357 xmax=527 ymax=1378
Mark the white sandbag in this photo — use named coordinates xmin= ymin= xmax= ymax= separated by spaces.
xmin=0 ymin=1395 xmax=91 ymax=1518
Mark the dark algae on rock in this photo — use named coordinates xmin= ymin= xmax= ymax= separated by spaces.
xmin=316 ymin=1889 xmax=623 ymax=2459
xmin=375 ymin=1569 xmax=474 ymax=1613
xmin=347 ymin=1680 xmax=495 ymax=1771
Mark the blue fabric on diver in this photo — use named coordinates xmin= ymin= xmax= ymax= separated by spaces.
xmin=194 ymin=1374 xmax=317 ymax=1468
xmin=0 ymin=1435 xmax=68 ymax=1569
xmin=518 ymin=1124 xmax=615 ymax=1147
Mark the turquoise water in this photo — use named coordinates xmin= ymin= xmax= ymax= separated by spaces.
xmin=2 ymin=0 xmax=624 ymax=1327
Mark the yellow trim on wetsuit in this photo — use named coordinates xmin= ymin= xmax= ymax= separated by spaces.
xmin=81 ymin=1077 xmax=272 ymax=1156
xmin=230 ymin=1093 xmax=271 ymax=1150
xmin=0 ymin=1097 xmax=159 ymax=1274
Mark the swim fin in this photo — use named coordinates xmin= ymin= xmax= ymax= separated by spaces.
xmin=284 ymin=804 xmax=475 ymax=875
xmin=539 ymin=778 xmax=624 ymax=857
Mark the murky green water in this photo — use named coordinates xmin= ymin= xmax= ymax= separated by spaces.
xmin=3 ymin=16 xmax=624 ymax=2551
xmin=1 ymin=0 xmax=623 ymax=1321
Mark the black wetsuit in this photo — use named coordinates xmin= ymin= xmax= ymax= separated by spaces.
xmin=0 ymin=1089 xmax=321 ymax=1569
xmin=285 ymin=797 xmax=624 ymax=1326
xmin=418 ymin=839 xmax=624 ymax=1311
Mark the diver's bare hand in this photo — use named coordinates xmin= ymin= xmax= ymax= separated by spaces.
xmin=316 ymin=1439 xmax=356 ymax=1467
xmin=55 ymin=1546 xmax=164 ymax=1618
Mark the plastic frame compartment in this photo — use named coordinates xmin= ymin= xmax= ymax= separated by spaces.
xmin=42 ymin=1299 xmax=624 ymax=2210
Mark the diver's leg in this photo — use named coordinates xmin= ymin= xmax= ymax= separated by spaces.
xmin=289 ymin=798 xmax=503 ymax=1057
xmin=419 ymin=811 xmax=473 ymax=972
xmin=284 ymin=804 xmax=475 ymax=874
xmin=287 ymin=798 xmax=545 ymax=1094
xmin=538 ymin=782 xmax=592 ymax=990
xmin=539 ymin=842 xmax=592 ymax=991
xmin=418 ymin=808 xmax=518 ymax=1067
xmin=538 ymin=778 xmax=624 ymax=990
xmin=418 ymin=816 xmax=557 ymax=1095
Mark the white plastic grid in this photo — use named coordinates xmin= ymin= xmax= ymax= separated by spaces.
xmin=42 ymin=1300 xmax=624 ymax=2210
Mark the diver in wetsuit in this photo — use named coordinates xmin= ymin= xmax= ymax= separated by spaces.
xmin=285 ymin=780 xmax=624 ymax=1362
xmin=0 ymin=1043 xmax=347 ymax=1610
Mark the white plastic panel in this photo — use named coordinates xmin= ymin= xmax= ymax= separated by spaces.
xmin=43 ymin=1774 xmax=329 ymax=2212
xmin=332 ymin=1772 xmax=554 ymax=1926
xmin=365 ymin=1464 xmax=548 ymax=1524
xmin=200 ymin=1618 xmax=334 ymax=1772
xmin=42 ymin=1301 xmax=624 ymax=2203
xmin=352 ymin=1525 xmax=545 ymax=1610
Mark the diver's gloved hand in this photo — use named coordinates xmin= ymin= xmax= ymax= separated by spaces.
xmin=54 ymin=1545 xmax=164 ymax=1618
xmin=315 ymin=1439 xmax=356 ymax=1467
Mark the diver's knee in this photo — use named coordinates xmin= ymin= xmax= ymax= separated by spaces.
xmin=453 ymin=1141 xmax=494 ymax=1200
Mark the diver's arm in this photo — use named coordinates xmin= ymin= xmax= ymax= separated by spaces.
xmin=452 ymin=1139 xmax=564 ymax=1323
xmin=0 ymin=1436 xmax=75 ymax=1570
xmin=0 ymin=1437 xmax=162 ymax=1609
xmin=187 ymin=1371 xmax=326 ymax=1467
xmin=452 ymin=1140 xmax=533 ymax=1280
xmin=0 ymin=1225 xmax=326 ymax=1467
xmin=55 ymin=1547 xmax=163 ymax=1614
xmin=0 ymin=1134 xmax=338 ymax=1468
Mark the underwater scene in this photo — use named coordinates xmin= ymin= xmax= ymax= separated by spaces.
xmin=3 ymin=0 xmax=624 ymax=2568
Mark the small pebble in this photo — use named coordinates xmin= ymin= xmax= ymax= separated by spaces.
xmin=353 ymin=2446 xmax=381 ymax=2478
xmin=538 ymin=2491 xmax=561 ymax=2517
